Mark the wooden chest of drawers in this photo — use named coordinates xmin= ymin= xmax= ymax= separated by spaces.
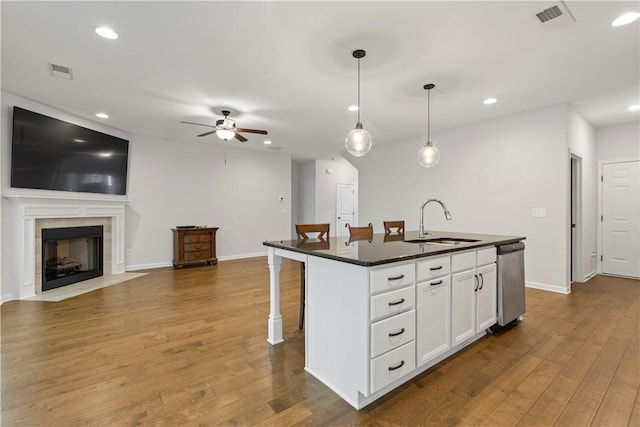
xmin=172 ymin=227 xmax=218 ymax=268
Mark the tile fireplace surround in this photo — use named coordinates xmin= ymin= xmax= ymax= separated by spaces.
xmin=5 ymin=196 xmax=126 ymax=299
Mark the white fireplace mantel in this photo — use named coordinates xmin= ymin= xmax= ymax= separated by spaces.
xmin=6 ymin=196 xmax=127 ymax=299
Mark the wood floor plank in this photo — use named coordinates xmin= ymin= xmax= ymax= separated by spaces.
xmin=1 ymin=260 xmax=638 ymax=426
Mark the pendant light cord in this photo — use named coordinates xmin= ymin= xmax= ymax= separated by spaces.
xmin=427 ymin=88 xmax=431 ymax=141
xmin=357 ymin=57 xmax=361 ymax=123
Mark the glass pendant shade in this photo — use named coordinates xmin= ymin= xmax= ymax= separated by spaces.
xmin=419 ymin=83 xmax=440 ymax=167
xmin=345 ymin=49 xmax=372 ymax=157
xmin=418 ymin=141 xmax=440 ymax=167
xmin=216 ymin=129 xmax=235 ymax=141
xmin=345 ymin=122 xmax=372 ymax=157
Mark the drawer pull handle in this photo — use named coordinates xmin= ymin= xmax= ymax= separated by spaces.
xmin=387 ymin=274 xmax=405 ymax=281
xmin=479 ymin=273 xmax=484 ymax=290
xmin=430 ymin=280 xmax=443 ymax=286
xmin=430 ymin=266 xmax=443 ymax=271
xmin=474 ymin=274 xmax=479 ymax=292
xmin=388 ymin=360 xmax=405 ymax=371
xmin=388 ymin=298 xmax=405 ymax=306
xmin=388 ymin=327 xmax=405 ymax=337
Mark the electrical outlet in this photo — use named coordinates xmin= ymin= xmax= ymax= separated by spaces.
xmin=126 ymin=248 xmax=133 ymax=256
xmin=532 ymin=208 xmax=547 ymax=218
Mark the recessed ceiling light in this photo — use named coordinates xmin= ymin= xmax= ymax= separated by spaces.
xmin=95 ymin=27 xmax=118 ymax=39
xmin=611 ymin=12 xmax=640 ymax=27
xmin=96 ymin=112 xmax=109 ymax=119
xmin=348 ymin=105 xmax=359 ymax=112
xmin=629 ymin=104 xmax=640 ymax=111
xmin=483 ymin=97 xmax=497 ymax=105
xmin=263 ymin=140 xmax=273 ymax=145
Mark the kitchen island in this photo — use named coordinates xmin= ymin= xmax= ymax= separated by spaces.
xmin=263 ymin=230 xmax=525 ymax=409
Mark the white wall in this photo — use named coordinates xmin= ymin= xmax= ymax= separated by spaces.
xmin=293 ymin=157 xmax=358 ymax=235
xmin=297 ymin=160 xmax=316 ymax=225
xmin=125 ymin=135 xmax=291 ymax=269
xmin=567 ymin=107 xmax=598 ymax=281
xmin=314 ymin=157 xmax=358 ymax=233
xmin=596 ymin=122 xmax=640 ymax=161
xmin=352 ymin=104 xmax=570 ymax=293
xmin=595 ymin=121 xmax=639 ymax=277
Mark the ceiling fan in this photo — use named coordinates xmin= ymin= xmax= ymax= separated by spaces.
xmin=181 ymin=110 xmax=268 ymax=142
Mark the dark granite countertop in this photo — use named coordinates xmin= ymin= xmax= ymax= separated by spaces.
xmin=264 ymin=230 xmax=525 ymax=267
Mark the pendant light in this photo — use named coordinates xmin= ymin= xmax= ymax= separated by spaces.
xmin=418 ymin=83 xmax=440 ymax=168
xmin=345 ymin=49 xmax=372 ymax=157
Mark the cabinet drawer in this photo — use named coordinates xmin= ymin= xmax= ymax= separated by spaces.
xmin=452 ymin=251 xmax=476 ymax=272
xmin=183 ymin=250 xmax=210 ymax=261
xmin=370 ymin=286 xmax=415 ymax=322
xmin=371 ymin=309 xmax=415 ymax=358
xmin=370 ymin=341 xmax=416 ymax=393
xmin=185 ymin=242 xmax=209 ymax=252
xmin=477 ymin=247 xmax=496 ymax=265
xmin=370 ymin=264 xmax=415 ymax=294
xmin=184 ymin=233 xmax=211 ymax=244
xmin=416 ymin=256 xmax=450 ymax=281
xmin=184 ymin=234 xmax=201 ymax=243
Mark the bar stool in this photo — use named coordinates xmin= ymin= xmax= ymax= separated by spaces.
xmin=295 ymin=223 xmax=330 ymax=330
xmin=383 ymin=220 xmax=405 ymax=234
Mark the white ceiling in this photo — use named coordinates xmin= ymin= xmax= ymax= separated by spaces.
xmin=2 ymin=1 xmax=639 ymax=161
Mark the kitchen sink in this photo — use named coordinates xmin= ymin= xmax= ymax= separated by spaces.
xmin=404 ymin=237 xmax=481 ymax=246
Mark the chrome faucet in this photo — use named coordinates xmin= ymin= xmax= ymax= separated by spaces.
xmin=419 ymin=198 xmax=452 ymax=238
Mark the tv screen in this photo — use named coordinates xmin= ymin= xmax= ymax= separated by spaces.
xmin=11 ymin=107 xmax=129 ymax=195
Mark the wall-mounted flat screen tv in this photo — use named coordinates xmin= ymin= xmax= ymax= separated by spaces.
xmin=11 ymin=107 xmax=129 ymax=195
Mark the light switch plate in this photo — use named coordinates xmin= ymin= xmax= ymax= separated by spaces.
xmin=532 ymin=208 xmax=547 ymax=217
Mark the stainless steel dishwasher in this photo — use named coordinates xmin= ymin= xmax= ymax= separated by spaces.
xmin=496 ymin=241 xmax=526 ymax=326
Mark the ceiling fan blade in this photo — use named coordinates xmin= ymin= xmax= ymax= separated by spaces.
xmin=234 ymin=133 xmax=248 ymax=142
xmin=236 ymin=128 xmax=268 ymax=135
xmin=197 ymin=130 xmax=218 ymax=137
xmin=181 ymin=121 xmax=215 ymax=128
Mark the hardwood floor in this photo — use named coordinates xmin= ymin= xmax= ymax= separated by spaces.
xmin=1 ymin=258 xmax=638 ymax=426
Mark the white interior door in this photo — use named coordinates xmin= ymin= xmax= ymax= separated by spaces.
xmin=336 ymin=183 xmax=355 ymax=238
xmin=602 ymin=161 xmax=640 ymax=278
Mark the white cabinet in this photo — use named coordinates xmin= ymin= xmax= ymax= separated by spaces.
xmin=476 ymin=263 xmax=497 ymax=331
xmin=369 ymin=262 xmax=416 ymax=394
xmin=451 ymin=269 xmax=476 ymax=346
xmin=416 ymin=276 xmax=451 ymax=365
xmin=451 ymin=248 xmax=497 ymax=346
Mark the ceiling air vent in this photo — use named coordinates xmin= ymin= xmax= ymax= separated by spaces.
xmin=49 ymin=63 xmax=73 ymax=80
xmin=536 ymin=5 xmax=563 ymax=23
xmin=534 ymin=2 xmax=576 ymax=31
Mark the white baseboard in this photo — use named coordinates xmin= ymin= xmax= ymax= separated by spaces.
xmin=1 ymin=293 xmax=16 ymax=304
xmin=126 ymin=261 xmax=173 ymax=271
xmin=218 ymin=252 xmax=266 ymax=261
xmin=126 ymin=253 xmax=268 ymax=271
xmin=526 ymin=281 xmax=570 ymax=294
xmin=583 ymin=270 xmax=598 ymax=281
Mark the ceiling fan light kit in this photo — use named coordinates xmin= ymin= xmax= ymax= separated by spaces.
xmin=182 ymin=109 xmax=267 ymax=143
xmin=418 ymin=83 xmax=441 ymax=168
xmin=345 ymin=49 xmax=373 ymax=157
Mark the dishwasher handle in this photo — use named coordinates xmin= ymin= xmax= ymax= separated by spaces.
xmin=497 ymin=241 xmax=525 ymax=255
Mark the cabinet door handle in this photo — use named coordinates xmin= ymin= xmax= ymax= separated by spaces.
xmin=388 ymin=360 xmax=405 ymax=371
xmin=430 ymin=266 xmax=443 ymax=271
xmin=388 ymin=327 xmax=405 ymax=337
xmin=387 ymin=274 xmax=405 ymax=281
xmin=388 ymin=298 xmax=405 ymax=306
xmin=479 ymin=273 xmax=484 ymax=290
xmin=430 ymin=280 xmax=443 ymax=286
xmin=474 ymin=275 xmax=479 ymax=292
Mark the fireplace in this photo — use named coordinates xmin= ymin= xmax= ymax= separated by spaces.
xmin=41 ymin=226 xmax=104 ymax=291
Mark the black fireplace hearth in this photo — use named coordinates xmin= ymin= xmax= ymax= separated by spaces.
xmin=41 ymin=226 xmax=104 ymax=291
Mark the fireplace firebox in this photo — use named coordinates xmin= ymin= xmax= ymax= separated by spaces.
xmin=41 ymin=226 xmax=104 ymax=291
